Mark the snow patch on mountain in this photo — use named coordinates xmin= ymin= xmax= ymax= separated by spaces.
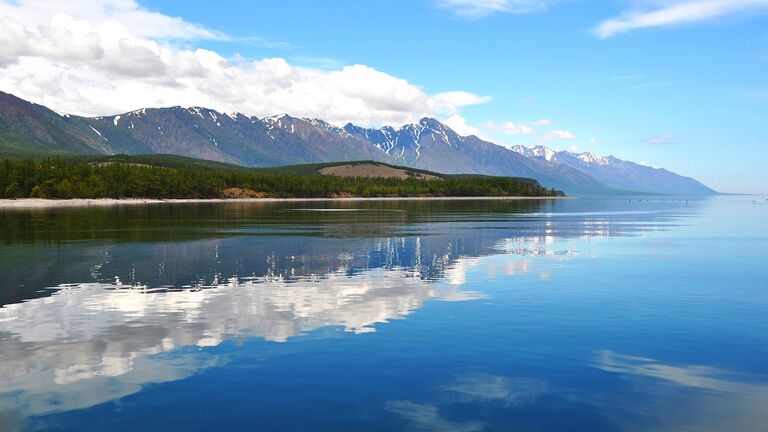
xmin=575 ymin=152 xmax=610 ymax=166
xmin=511 ymin=145 xmax=555 ymax=161
xmin=88 ymin=125 xmax=107 ymax=141
xmin=188 ymin=107 xmax=205 ymax=119
xmin=127 ymin=108 xmax=147 ymax=117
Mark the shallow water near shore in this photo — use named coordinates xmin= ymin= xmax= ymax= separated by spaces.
xmin=0 ymin=196 xmax=766 ymax=431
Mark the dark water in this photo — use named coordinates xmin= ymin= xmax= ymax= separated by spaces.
xmin=0 ymin=197 xmax=766 ymax=431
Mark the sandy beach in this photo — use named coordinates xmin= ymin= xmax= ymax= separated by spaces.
xmin=0 ymin=196 xmax=568 ymax=209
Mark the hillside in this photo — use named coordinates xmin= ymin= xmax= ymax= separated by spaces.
xmin=0 ymin=155 xmax=560 ymax=199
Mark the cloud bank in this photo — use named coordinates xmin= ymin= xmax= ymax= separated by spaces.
xmin=0 ymin=0 xmax=489 ymax=127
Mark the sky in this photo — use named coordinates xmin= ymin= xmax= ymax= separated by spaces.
xmin=0 ymin=0 xmax=766 ymax=193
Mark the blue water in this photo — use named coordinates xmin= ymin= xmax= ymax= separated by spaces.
xmin=0 ymin=196 xmax=766 ymax=431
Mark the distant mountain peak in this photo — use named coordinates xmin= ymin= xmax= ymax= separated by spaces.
xmin=510 ymin=143 xmax=714 ymax=194
xmin=511 ymin=144 xmax=556 ymax=161
xmin=418 ymin=117 xmax=444 ymax=128
xmin=125 ymin=108 xmax=148 ymax=117
xmin=225 ymin=111 xmax=247 ymax=120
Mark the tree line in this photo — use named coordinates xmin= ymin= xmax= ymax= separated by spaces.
xmin=0 ymin=157 xmax=560 ymax=199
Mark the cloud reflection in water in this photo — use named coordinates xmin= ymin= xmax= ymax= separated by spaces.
xmin=0 ymin=268 xmax=484 ymax=421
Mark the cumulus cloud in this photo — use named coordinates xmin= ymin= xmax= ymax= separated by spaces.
xmin=0 ymin=0 xmax=222 ymax=40
xmin=0 ymin=0 xmax=490 ymax=126
xmin=435 ymin=0 xmax=548 ymax=19
xmin=593 ymin=0 xmax=768 ymax=38
xmin=442 ymin=114 xmax=484 ymax=137
xmin=484 ymin=118 xmax=576 ymax=143
xmin=544 ymin=129 xmax=575 ymax=140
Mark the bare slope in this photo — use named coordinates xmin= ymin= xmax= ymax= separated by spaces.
xmin=319 ymin=163 xmax=440 ymax=180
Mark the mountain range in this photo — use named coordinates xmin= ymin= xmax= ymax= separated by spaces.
xmin=0 ymin=90 xmax=715 ymax=195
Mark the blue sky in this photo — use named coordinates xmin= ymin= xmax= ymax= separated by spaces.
xmin=0 ymin=0 xmax=766 ymax=193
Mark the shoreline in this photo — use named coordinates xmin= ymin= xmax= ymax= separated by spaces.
xmin=0 ymin=196 xmax=569 ymax=209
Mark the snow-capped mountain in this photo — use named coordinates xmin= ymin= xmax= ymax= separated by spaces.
xmin=510 ymin=145 xmax=558 ymax=162
xmin=0 ymin=90 xmax=715 ymax=195
xmin=343 ymin=117 xmax=456 ymax=161
xmin=511 ymin=144 xmax=715 ymax=195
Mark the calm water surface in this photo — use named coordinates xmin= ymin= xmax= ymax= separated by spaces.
xmin=0 ymin=197 xmax=766 ymax=431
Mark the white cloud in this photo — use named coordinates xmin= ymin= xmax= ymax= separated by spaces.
xmin=593 ymin=0 xmax=768 ymax=38
xmin=484 ymin=120 xmax=536 ymax=135
xmin=433 ymin=91 xmax=492 ymax=108
xmin=442 ymin=114 xmax=484 ymax=137
xmin=483 ymin=118 xmax=576 ymax=143
xmin=435 ymin=0 xmax=548 ymax=19
xmin=589 ymin=137 xmax=597 ymax=145
xmin=644 ymin=134 xmax=677 ymax=145
xmin=544 ymin=129 xmax=575 ymax=140
xmin=0 ymin=0 xmax=490 ymax=127
xmin=0 ymin=0 xmax=222 ymax=40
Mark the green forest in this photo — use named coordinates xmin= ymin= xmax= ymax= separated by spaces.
xmin=0 ymin=157 xmax=561 ymax=199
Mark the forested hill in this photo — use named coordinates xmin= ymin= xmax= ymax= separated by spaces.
xmin=0 ymin=155 xmax=562 ymax=199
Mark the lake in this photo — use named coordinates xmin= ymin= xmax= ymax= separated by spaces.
xmin=0 ymin=196 xmax=766 ymax=431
